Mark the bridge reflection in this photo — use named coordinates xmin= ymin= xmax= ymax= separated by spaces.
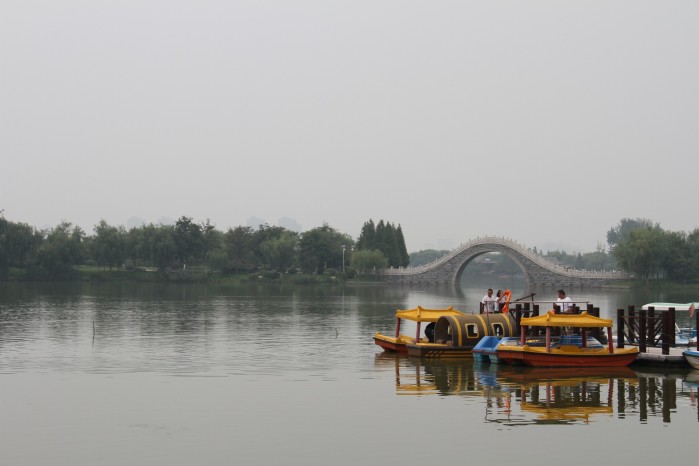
xmin=374 ymin=353 xmax=698 ymax=425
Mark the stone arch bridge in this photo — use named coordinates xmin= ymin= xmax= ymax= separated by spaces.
xmin=382 ymin=236 xmax=629 ymax=287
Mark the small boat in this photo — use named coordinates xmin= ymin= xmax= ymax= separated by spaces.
xmin=373 ymin=306 xmax=465 ymax=353
xmin=406 ymin=312 xmax=518 ymax=359
xmin=496 ymin=311 xmax=639 ymax=367
xmin=683 ymin=349 xmax=699 ymax=369
xmin=473 ymin=336 xmax=503 ymax=363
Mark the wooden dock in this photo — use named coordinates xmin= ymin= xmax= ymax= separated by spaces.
xmin=632 ymin=346 xmax=690 ymax=368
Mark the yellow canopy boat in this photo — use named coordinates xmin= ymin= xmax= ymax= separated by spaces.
xmin=373 ymin=306 xmax=465 ymax=353
xmin=496 ymin=311 xmax=639 ymax=367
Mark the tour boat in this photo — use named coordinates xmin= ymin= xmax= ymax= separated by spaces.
xmin=496 ymin=311 xmax=639 ymax=367
xmin=476 ymin=334 xmax=607 ymax=364
xmin=405 ymin=312 xmax=518 ymax=359
xmin=373 ymin=306 xmax=466 ymax=353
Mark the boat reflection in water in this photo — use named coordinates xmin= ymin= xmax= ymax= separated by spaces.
xmin=482 ymin=365 xmax=637 ymax=425
xmin=374 ymin=353 xmax=695 ymax=425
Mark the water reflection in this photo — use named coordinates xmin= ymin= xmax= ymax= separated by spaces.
xmin=376 ymin=353 xmax=699 ymax=425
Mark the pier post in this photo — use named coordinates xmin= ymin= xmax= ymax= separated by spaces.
xmin=668 ymin=307 xmax=676 ymax=347
xmin=590 ymin=306 xmax=601 ymax=341
xmin=617 ymin=309 xmax=625 ymax=349
xmin=661 ymin=312 xmax=670 ymax=355
xmin=639 ymin=309 xmax=647 ymax=353
xmin=647 ymin=306 xmax=655 ymax=345
xmin=628 ymin=305 xmax=636 ymax=344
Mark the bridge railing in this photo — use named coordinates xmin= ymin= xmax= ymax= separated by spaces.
xmin=382 ymin=236 xmax=630 ymax=279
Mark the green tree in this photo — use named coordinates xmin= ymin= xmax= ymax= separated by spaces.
xmin=356 ymin=219 xmax=376 ymax=251
xmin=173 ymin=216 xmax=203 ymax=268
xmin=662 ymin=230 xmax=692 ymax=281
xmin=224 ymin=226 xmax=257 ymax=273
xmin=298 ymin=224 xmax=351 ymax=273
xmin=395 ymin=225 xmax=409 ymax=267
xmin=36 ymin=222 xmax=84 ymax=279
xmin=201 ymin=220 xmax=226 ymax=272
xmin=151 ymin=225 xmax=177 ymax=271
xmin=92 ymin=220 xmax=126 ymax=270
xmin=0 ymin=218 xmax=41 ymax=277
xmin=607 ymin=218 xmax=657 ymax=253
xmin=357 ymin=219 xmax=408 ymax=267
xmin=350 ymin=249 xmax=388 ymax=273
xmin=260 ymin=231 xmax=299 ymax=272
xmin=580 ymin=251 xmax=615 ymax=270
xmin=613 ymin=227 xmax=667 ymax=279
xmin=251 ymin=224 xmax=288 ymax=266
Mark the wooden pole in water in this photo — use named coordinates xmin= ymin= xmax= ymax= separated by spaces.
xmin=639 ymin=309 xmax=647 ymax=353
xmin=617 ymin=309 xmax=625 ymax=349
xmin=668 ymin=307 xmax=676 ymax=347
xmin=661 ymin=312 xmax=670 ymax=355
xmin=628 ymin=305 xmax=636 ymax=343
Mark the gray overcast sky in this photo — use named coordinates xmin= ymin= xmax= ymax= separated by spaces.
xmin=2 ymin=1 xmax=697 ymax=253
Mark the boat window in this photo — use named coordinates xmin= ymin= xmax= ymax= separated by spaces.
xmin=491 ymin=323 xmax=504 ymax=336
xmin=465 ymin=324 xmax=479 ymax=338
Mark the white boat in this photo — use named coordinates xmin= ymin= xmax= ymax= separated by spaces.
xmin=683 ymin=349 xmax=699 ymax=369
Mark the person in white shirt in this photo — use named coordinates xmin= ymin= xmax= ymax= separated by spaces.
xmin=556 ymin=289 xmax=573 ymax=313
xmin=482 ymin=288 xmax=498 ymax=313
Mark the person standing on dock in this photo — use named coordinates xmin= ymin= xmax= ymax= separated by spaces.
xmin=556 ymin=289 xmax=573 ymax=313
xmin=482 ymin=288 xmax=498 ymax=313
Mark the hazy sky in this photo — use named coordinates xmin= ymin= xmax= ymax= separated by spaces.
xmin=2 ymin=1 xmax=697 ymax=253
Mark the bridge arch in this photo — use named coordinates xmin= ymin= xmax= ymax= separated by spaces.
xmin=383 ymin=236 xmax=628 ymax=287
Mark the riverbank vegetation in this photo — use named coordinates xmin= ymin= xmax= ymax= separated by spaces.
xmin=1 ymin=214 xmax=697 ymax=285
xmin=0 ymin=215 xmax=407 ymax=282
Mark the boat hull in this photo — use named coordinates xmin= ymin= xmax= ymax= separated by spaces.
xmin=406 ymin=343 xmax=474 ymax=359
xmin=497 ymin=347 xmax=639 ymax=367
xmin=373 ymin=332 xmax=419 ymax=353
xmin=683 ymin=350 xmax=699 ymax=369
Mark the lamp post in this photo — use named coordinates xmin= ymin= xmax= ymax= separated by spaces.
xmin=341 ymin=244 xmax=346 ymax=273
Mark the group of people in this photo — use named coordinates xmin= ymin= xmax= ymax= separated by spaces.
xmin=480 ymin=288 xmax=574 ymax=313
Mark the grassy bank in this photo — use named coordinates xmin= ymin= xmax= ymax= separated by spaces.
xmin=71 ymin=266 xmax=379 ymax=286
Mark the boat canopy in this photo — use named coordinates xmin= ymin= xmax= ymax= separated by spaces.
xmin=641 ymin=302 xmax=698 ymax=311
xmin=520 ymin=311 xmax=612 ymax=328
xmin=395 ymin=305 xmax=465 ymax=323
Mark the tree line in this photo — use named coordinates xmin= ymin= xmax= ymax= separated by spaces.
xmin=1 ymin=214 xmax=697 ymax=282
xmin=607 ymin=218 xmax=699 ymax=281
xmin=0 ymin=215 xmax=409 ymax=280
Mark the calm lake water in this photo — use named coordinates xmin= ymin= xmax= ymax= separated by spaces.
xmin=1 ymin=277 xmax=698 ymax=466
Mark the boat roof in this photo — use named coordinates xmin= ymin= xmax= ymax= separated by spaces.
xmin=395 ymin=305 xmax=465 ymax=323
xmin=520 ymin=311 xmax=612 ymax=328
xmin=641 ymin=302 xmax=698 ymax=311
